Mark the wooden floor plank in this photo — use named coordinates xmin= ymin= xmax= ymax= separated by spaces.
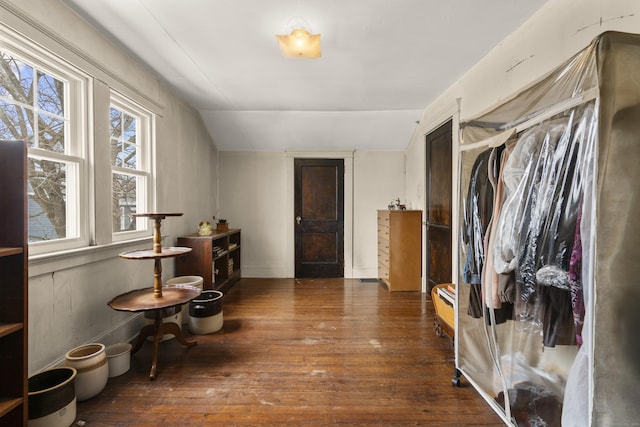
xmin=75 ymin=278 xmax=503 ymax=426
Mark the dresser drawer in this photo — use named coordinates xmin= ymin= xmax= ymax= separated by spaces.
xmin=378 ymin=235 xmax=389 ymax=251
xmin=378 ymin=264 xmax=389 ymax=280
xmin=378 ymin=252 xmax=389 ymax=269
xmin=378 ymin=225 xmax=390 ymax=241
xmin=377 ymin=209 xmax=390 ymax=224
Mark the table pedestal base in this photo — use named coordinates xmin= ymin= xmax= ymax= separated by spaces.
xmin=131 ymin=310 xmax=197 ymax=380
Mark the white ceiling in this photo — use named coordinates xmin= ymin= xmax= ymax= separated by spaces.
xmin=61 ymin=0 xmax=549 ymax=151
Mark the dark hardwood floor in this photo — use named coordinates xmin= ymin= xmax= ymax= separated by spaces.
xmin=75 ymin=278 xmax=503 ymax=426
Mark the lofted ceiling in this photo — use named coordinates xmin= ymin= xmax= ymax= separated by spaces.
xmin=61 ymin=0 xmax=549 ymax=151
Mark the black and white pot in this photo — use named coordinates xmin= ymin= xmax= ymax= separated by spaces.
xmin=189 ymin=290 xmax=224 ymax=334
xmin=28 ymin=366 xmax=77 ymax=427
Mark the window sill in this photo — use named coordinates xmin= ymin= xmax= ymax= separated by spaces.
xmin=29 ymin=236 xmax=154 ymax=278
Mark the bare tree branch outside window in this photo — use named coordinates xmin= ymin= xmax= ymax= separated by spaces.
xmin=1 ymin=52 xmax=68 ymax=241
xmin=110 ymin=107 xmax=139 ymax=232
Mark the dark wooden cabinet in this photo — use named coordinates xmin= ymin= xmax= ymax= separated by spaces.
xmin=176 ymin=229 xmax=241 ymax=293
xmin=0 ymin=140 xmax=28 ymax=426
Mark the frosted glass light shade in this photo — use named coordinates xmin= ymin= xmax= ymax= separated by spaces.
xmin=276 ymin=28 xmax=321 ymax=58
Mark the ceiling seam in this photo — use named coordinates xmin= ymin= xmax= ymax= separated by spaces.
xmin=138 ymin=0 xmax=239 ymax=110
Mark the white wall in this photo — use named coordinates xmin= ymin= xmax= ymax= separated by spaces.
xmin=1 ymin=0 xmax=219 ymax=373
xmin=353 ymin=151 xmax=405 ymax=278
xmin=217 ymin=150 xmax=405 ymax=279
xmin=218 ymin=152 xmax=289 ymax=277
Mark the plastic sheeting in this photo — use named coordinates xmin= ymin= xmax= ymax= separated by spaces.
xmin=457 ymin=32 xmax=640 ymax=426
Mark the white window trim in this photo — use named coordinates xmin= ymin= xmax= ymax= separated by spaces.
xmin=2 ymin=23 xmax=158 ymax=260
xmin=0 ymin=25 xmax=92 ymax=256
xmin=109 ymin=90 xmax=156 ymax=243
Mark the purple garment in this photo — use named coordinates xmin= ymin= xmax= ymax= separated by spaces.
xmin=568 ymin=204 xmax=585 ymax=347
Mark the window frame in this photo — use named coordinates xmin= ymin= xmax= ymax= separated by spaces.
xmin=0 ymin=28 xmax=92 ymax=255
xmin=109 ymin=91 xmax=155 ymax=242
xmin=1 ymin=23 xmax=158 ymax=258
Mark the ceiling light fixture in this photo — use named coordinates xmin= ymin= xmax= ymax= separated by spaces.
xmin=276 ymin=18 xmax=321 ymax=59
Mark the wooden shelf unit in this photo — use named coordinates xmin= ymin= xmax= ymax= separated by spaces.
xmin=0 ymin=140 xmax=28 ymax=426
xmin=176 ymin=229 xmax=241 ymax=293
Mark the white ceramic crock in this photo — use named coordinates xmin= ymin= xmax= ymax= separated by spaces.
xmin=105 ymin=342 xmax=132 ymax=378
xmin=64 ymin=343 xmax=108 ymax=401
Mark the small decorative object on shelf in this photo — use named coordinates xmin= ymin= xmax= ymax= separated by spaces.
xmin=216 ymin=218 xmax=229 ymax=231
xmin=388 ymin=198 xmax=406 ymax=210
xmin=198 ymin=221 xmax=213 ymax=236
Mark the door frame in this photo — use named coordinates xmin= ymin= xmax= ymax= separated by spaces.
xmin=284 ymin=151 xmax=354 ymax=278
xmin=419 ymin=102 xmax=461 ymax=293
xmin=425 ymin=119 xmax=453 ymax=292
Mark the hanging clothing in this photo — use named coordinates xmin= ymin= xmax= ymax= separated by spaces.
xmin=515 ymin=120 xmax=569 ymax=305
xmin=568 ymin=205 xmax=585 ymax=347
xmin=537 ymin=105 xmax=595 ymax=347
xmin=484 ymin=142 xmax=514 ymax=308
xmin=462 ymin=146 xmax=512 ymax=323
xmin=487 ymin=104 xmax=594 ymax=346
xmin=462 ymin=148 xmax=492 ymax=318
xmin=537 ymin=104 xmax=596 ymax=346
xmin=492 ymin=127 xmax=547 ymax=277
xmin=462 ymin=148 xmax=494 ymax=288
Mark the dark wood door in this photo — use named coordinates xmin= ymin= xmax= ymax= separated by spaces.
xmin=425 ymin=120 xmax=452 ymax=292
xmin=294 ymin=159 xmax=344 ymax=278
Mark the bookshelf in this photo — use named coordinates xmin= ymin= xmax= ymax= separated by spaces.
xmin=0 ymin=140 xmax=28 ymax=425
xmin=176 ymin=229 xmax=241 ymax=293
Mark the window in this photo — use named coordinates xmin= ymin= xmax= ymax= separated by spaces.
xmin=110 ymin=93 xmax=153 ymax=241
xmin=1 ymin=26 xmax=156 ymax=256
xmin=0 ymin=40 xmax=90 ymax=254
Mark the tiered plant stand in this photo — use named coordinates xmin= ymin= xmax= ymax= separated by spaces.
xmin=108 ymin=213 xmax=199 ymax=380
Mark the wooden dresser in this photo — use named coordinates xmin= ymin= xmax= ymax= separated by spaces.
xmin=377 ymin=210 xmax=422 ymax=291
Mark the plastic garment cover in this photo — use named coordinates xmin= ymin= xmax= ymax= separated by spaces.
xmin=460 ymin=103 xmax=595 ymax=425
xmin=457 ymin=32 xmax=640 ymax=426
xmin=492 ymin=128 xmax=547 ymax=277
xmin=510 ymin=104 xmax=596 ymax=345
